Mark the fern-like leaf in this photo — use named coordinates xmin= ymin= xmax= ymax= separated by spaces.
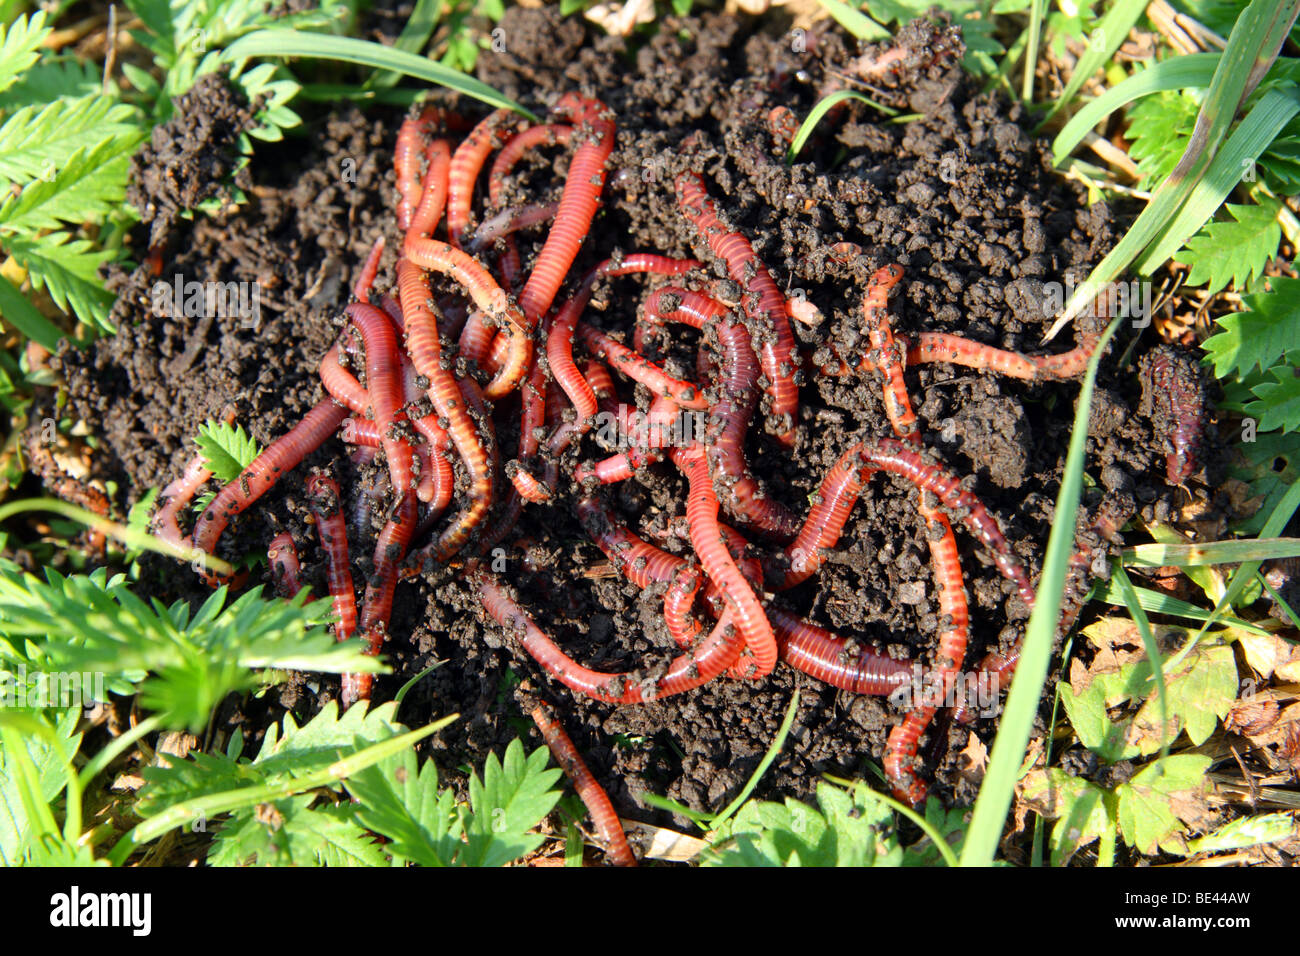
xmin=0 ymin=134 xmax=144 ymax=234
xmin=1176 ymin=200 xmax=1281 ymax=296
xmin=0 ymin=56 xmax=101 ymax=110
xmin=1202 ymin=276 xmax=1300 ymax=378
xmin=462 ymin=738 xmax=562 ymax=867
xmin=0 ymin=12 xmax=51 ymax=96
xmin=4 ymin=232 xmax=116 ymax=331
xmin=0 ymin=708 xmax=82 ymax=866
xmin=1126 ymin=90 xmax=1200 ymax=187
xmin=0 ymin=96 xmax=142 ymax=187
xmin=194 ymin=420 xmax=260 ymax=482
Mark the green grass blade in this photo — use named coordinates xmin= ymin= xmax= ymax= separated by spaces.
xmin=1257 ymin=571 xmax=1300 ymax=631
xmin=1021 ymin=0 xmax=1045 ymax=103
xmin=1124 ymin=536 xmax=1300 ymax=567
xmin=1111 ymin=565 xmax=1171 ymax=761
xmin=1092 ymin=579 xmax=1276 ymax=636
xmin=961 ymin=314 xmax=1123 ymax=867
xmin=368 ymin=0 xmax=440 ymax=90
xmin=1135 ymin=86 xmax=1300 ymax=273
xmin=0 ymin=272 xmax=65 ymax=351
xmin=1039 ymin=0 xmax=1149 ymax=120
xmin=787 ymin=90 xmax=897 ymax=163
xmin=1052 ymin=55 xmax=1221 ymax=164
xmin=709 ymin=690 xmax=799 ymax=830
xmin=816 ymin=0 xmax=890 ymax=41
xmin=221 ymin=30 xmax=537 ymax=120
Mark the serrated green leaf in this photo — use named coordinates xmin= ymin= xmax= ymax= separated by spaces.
xmin=0 ymin=271 xmax=65 ymax=351
xmin=1203 ymin=277 xmax=1300 ymax=378
xmin=1128 ymin=637 xmax=1237 ymax=752
xmin=0 ymin=56 xmax=102 ymax=110
xmin=194 ymin=420 xmax=260 ymax=482
xmin=1177 ymin=200 xmax=1281 ymax=295
xmin=0 ymin=97 xmax=142 ymax=187
xmin=1126 ymin=90 xmax=1201 ymax=187
xmin=0 ymin=12 xmax=50 ymax=96
xmin=1115 ymin=755 xmax=1212 ymax=854
xmin=463 ymin=738 xmax=562 ymax=867
xmin=1245 ymin=360 xmax=1300 ymax=434
xmin=0 ymin=133 xmax=144 ymax=234
xmin=349 ymin=747 xmax=461 ymax=866
xmin=0 ymin=708 xmax=81 ymax=866
xmin=1017 ymin=768 xmax=1113 ymax=866
xmin=208 ymin=794 xmax=386 ymax=866
xmin=4 ymin=232 xmax=116 ymax=331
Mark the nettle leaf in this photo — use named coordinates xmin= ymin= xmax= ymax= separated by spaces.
xmin=0 ymin=12 xmax=51 ymax=96
xmin=1176 ymin=200 xmax=1281 ymax=296
xmin=1203 ymin=276 xmax=1300 ymax=379
xmin=208 ymin=794 xmax=386 ymax=867
xmin=463 ymin=738 xmax=562 ymax=867
xmin=0 ymin=708 xmax=81 ymax=867
xmin=0 ymin=56 xmax=102 ymax=110
xmin=194 ymin=420 xmax=260 ymax=482
xmin=0 ymin=96 xmax=141 ymax=187
xmin=1017 ymin=768 xmax=1113 ymax=866
xmin=1126 ymin=637 xmax=1238 ymax=754
xmin=1244 ymin=357 xmax=1300 ymax=434
xmin=253 ymin=700 xmax=407 ymax=780
xmin=4 ymin=232 xmax=116 ymax=331
xmin=0 ymin=133 xmax=144 ymax=234
xmin=1125 ymin=90 xmax=1200 ymax=188
xmin=1115 ymin=754 xmax=1213 ymax=855
xmin=348 ymin=747 xmax=461 ymax=866
xmin=703 ymin=780 xmax=899 ymax=867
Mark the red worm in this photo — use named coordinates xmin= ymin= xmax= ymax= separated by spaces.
xmin=584 ymin=360 xmax=620 ymax=416
xmin=447 ymin=108 xmax=514 ymax=247
xmin=576 ymin=497 xmax=685 ymax=587
xmin=859 ymin=264 xmax=918 ymax=445
xmin=478 ymin=570 xmax=743 ymax=704
xmin=575 ymin=323 xmax=708 ymax=410
xmin=348 ymin=302 xmax=414 ymax=496
xmin=672 ymin=446 xmax=777 ymax=677
xmin=153 ymin=404 xmax=237 ymax=546
xmin=488 ymin=124 xmax=574 ymax=205
xmin=458 ymin=310 xmax=496 ymax=368
xmin=1139 ymin=344 xmax=1207 ymax=485
xmin=904 ymin=330 xmax=1100 ymax=381
xmin=663 ymin=563 xmax=704 ymax=649
xmin=354 ymin=236 xmax=385 ymax=303
xmin=319 ymin=340 xmax=370 ymax=414
xmin=516 ymin=94 xmax=616 ymax=326
xmin=770 ymin=606 xmax=912 ymax=696
xmin=406 ymin=137 xmax=451 ymax=242
xmin=530 ymin=703 xmax=637 ymax=867
xmin=397 ymin=258 xmax=496 ymax=558
xmin=506 ymin=317 xmax=558 ymax=505
xmin=403 ymin=238 xmax=530 ymax=399
xmin=470 ymin=202 xmax=560 ymax=250
xmin=675 ymin=171 xmax=800 ymax=447
xmin=268 ymin=532 xmax=302 ymax=598
xmin=345 ymin=490 xmax=419 ymax=705
xmin=194 ymin=398 xmax=348 ymax=585
xmin=395 ymin=108 xmax=436 ymax=232
xmin=307 ymin=475 xmax=358 ymax=643
xmin=341 ymin=417 xmax=380 ymax=446
xmin=398 ymin=354 xmax=454 ymax=510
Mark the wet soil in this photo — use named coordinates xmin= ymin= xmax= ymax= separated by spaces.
xmin=55 ymin=8 xmax=1220 ymax=837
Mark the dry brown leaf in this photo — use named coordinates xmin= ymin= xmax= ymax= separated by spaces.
xmin=1238 ymin=631 xmax=1300 ymax=682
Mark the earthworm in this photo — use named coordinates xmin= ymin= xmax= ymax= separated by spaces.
xmin=403 ymin=237 xmax=530 ymax=399
xmin=470 ymin=202 xmax=560 ymax=250
xmin=268 ymin=532 xmax=302 ymax=598
xmin=584 ymin=360 xmax=620 ymax=416
xmin=354 ymin=236 xmax=386 ymax=302
xmin=488 ymin=124 xmax=574 ymax=205
xmin=904 ymin=330 xmax=1101 ymax=381
xmin=447 ymin=108 xmax=514 ymax=247
xmin=406 ymin=137 xmax=451 ymax=242
xmin=345 ymin=490 xmax=418 ymax=704
xmin=394 ymin=108 xmax=435 ymax=232
xmin=319 ymin=340 xmax=370 ymax=414
xmin=575 ymin=323 xmax=708 ymax=410
xmin=663 ymin=563 xmax=704 ymax=649
xmin=347 ymin=302 xmax=414 ymax=496
xmin=1139 ymin=344 xmax=1207 ymax=485
xmin=530 ymin=703 xmax=637 ymax=867
xmin=859 ymin=264 xmax=919 ymax=445
xmin=505 ymin=317 xmax=558 ymax=505
xmin=675 ymin=171 xmax=800 ymax=447
xmin=399 ymin=354 xmax=454 ymax=510
xmin=770 ymin=606 xmax=912 ymax=696
xmin=516 ymin=94 xmax=615 ymax=327
xmin=340 ymin=410 xmax=437 ymax=505
xmin=576 ymin=496 xmax=685 ymax=587
xmin=193 ymin=399 xmax=348 ymax=585
xmin=341 ymin=417 xmax=381 ymax=446
xmin=307 ymin=475 xmax=358 ymax=642
xmin=478 ymin=569 xmax=743 ymax=704
xmin=397 ymin=258 xmax=496 ymax=559
xmin=154 ymin=452 xmax=214 ymax=547
xmin=672 ymin=446 xmax=777 ymax=678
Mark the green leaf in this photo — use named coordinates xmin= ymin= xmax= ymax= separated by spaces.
xmin=0 ymin=56 xmax=102 ymax=110
xmin=1203 ymin=276 xmax=1300 ymax=378
xmin=1042 ymin=0 xmax=1148 ymax=118
xmin=463 ymin=738 xmax=563 ymax=867
xmin=1177 ymin=200 xmax=1281 ymax=295
xmin=0 ymin=708 xmax=81 ymax=866
xmin=1229 ymin=430 xmax=1300 ymax=534
xmin=1126 ymin=90 xmax=1201 ymax=187
xmin=4 ymin=232 xmax=116 ymax=331
xmin=0 ymin=133 xmax=144 ymax=234
xmin=0 ymin=272 xmax=65 ymax=352
xmin=818 ymin=0 xmax=891 ymax=41
xmin=1017 ymin=768 xmax=1113 ymax=866
xmin=208 ymin=794 xmax=387 ymax=866
xmin=1184 ymin=811 xmax=1298 ymax=854
xmin=0 ymin=12 xmax=50 ymax=96
xmin=1115 ymin=755 xmax=1212 ymax=854
xmin=1130 ymin=637 xmax=1237 ymax=752
xmin=1244 ymin=359 xmax=1300 ymax=433
xmin=194 ymin=420 xmax=260 ymax=482
xmin=349 ymin=747 xmax=461 ymax=866
xmin=0 ymin=96 xmax=142 ymax=187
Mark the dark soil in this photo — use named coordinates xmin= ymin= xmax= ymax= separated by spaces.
xmin=54 ymin=8 xmax=1223 ymax=838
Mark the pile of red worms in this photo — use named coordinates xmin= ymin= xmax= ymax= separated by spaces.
xmin=154 ymin=92 xmax=1117 ymax=852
